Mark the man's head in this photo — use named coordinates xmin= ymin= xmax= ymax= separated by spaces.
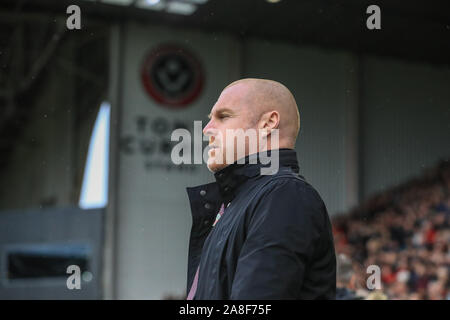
xmin=203 ymin=78 xmax=300 ymax=172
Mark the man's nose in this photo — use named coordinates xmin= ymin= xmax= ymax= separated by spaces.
xmin=203 ymin=119 xmax=214 ymax=136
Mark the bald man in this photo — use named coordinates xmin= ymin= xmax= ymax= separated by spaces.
xmin=186 ymin=78 xmax=336 ymax=300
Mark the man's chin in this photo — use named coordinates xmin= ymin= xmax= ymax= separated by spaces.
xmin=207 ymin=158 xmax=227 ymax=173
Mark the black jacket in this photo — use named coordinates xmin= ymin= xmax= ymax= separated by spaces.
xmin=186 ymin=148 xmax=336 ymax=299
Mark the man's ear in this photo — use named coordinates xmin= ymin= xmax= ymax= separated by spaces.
xmin=259 ymin=110 xmax=280 ymax=131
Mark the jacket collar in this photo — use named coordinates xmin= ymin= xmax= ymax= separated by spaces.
xmin=186 ymin=148 xmax=301 ymax=228
xmin=213 ymin=148 xmax=300 ymax=204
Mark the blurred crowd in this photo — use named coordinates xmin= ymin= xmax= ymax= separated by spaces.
xmin=333 ymin=159 xmax=450 ymax=300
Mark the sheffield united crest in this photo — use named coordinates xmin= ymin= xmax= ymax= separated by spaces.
xmin=141 ymin=44 xmax=205 ymax=108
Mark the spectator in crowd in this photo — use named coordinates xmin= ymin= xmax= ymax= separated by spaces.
xmin=332 ymin=159 xmax=450 ymax=300
xmin=336 ymin=253 xmax=363 ymax=300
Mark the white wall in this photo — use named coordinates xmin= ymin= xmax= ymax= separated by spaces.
xmin=243 ymin=39 xmax=358 ymax=215
xmin=361 ymin=56 xmax=450 ymax=198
